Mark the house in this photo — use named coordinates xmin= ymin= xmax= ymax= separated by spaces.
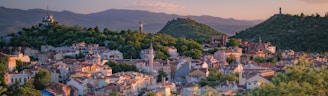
xmin=174 ymin=60 xmax=192 ymax=83
xmin=147 ymin=82 xmax=175 ymax=96
xmin=101 ymin=50 xmax=123 ymax=60
xmin=217 ymin=81 xmax=238 ymax=95
xmin=245 ymin=40 xmax=276 ymax=54
xmin=239 ymin=68 xmax=274 ymax=89
xmin=15 ymin=51 xmax=30 ymax=62
xmin=0 ymin=52 xmax=16 ymax=71
xmin=43 ymin=82 xmax=71 ymax=96
xmin=140 ymin=49 xmax=155 ymax=60
xmin=66 ymin=77 xmax=89 ymax=95
xmin=48 ymin=62 xmax=70 ymax=82
xmin=214 ymin=47 xmax=243 ymax=64
xmin=220 ymin=64 xmax=243 ymax=74
xmin=168 ymin=46 xmax=179 ymax=59
xmin=211 ymin=35 xmax=228 ymax=47
xmin=186 ymin=68 xmax=208 ymax=83
xmin=4 ymin=72 xmax=30 ymax=85
xmin=24 ymin=47 xmax=39 ymax=58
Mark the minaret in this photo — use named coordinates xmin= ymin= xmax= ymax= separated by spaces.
xmin=259 ymin=35 xmax=262 ymax=43
xmin=139 ymin=21 xmax=143 ymax=33
xmin=149 ymin=42 xmax=154 ymax=75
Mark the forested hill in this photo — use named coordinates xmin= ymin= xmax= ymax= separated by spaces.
xmin=236 ymin=14 xmax=328 ymax=52
xmin=158 ymin=18 xmax=227 ymax=43
xmin=5 ymin=23 xmax=203 ymax=59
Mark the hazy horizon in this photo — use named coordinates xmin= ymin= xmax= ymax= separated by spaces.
xmin=1 ymin=0 xmax=328 ymax=20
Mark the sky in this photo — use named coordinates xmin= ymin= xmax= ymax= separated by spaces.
xmin=1 ymin=0 xmax=328 ymax=20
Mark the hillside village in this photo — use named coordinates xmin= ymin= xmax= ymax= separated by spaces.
xmin=0 ymin=8 xmax=328 ymax=96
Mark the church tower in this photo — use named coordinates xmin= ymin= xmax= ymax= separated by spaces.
xmin=149 ymin=42 xmax=154 ymax=74
xmin=139 ymin=21 xmax=143 ymax=33
xmin=42 ymin=5 xmax=54 ymax=26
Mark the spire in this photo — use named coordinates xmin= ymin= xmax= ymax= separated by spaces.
xmin=47 ymin=4 xmax=49 ymax=16
xmin=259 ymin=35 xmax=262 ymax=43
xmin=279 ymin=7 xmax=282 ymax=15
xmin=150 ymin=41 xmax=153 ymax=50
xmin=149 ymin=40 xmax=154 ymax=75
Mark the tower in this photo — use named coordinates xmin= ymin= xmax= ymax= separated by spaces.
xmin=279 ymin=7 xmax=282 ymax=15
xmin=149 ymin=42 xmax=154 ymax=74
xmin=42 ymin=5 xmax=54 ymax=26
xmin=259 ymin=35 xmax=262 ymax=43
xmin=139 ymin=21 xmax=143 ymax=33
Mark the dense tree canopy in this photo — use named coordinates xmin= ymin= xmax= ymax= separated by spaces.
xmin=247 ymin=58 xmax=328 ymax=96
xmin=33 ymin=69 xmax=51 ymax=90
xmin=199 ymin=69 xmax=238 ymax=87
xmin=156 ymin=69 xmax=168 ymax=82
xmin=0 ymin=59 xmax=7 ymax=72
xmin=105 ymin=61 xmax=138 ymax=73
xmin=236 ymin=14 xmax=328 ymax=52
xmin=7 ymin=23 xmax=203 ymax=59
xmin=228 ymin=38 xmax=239 ymax=47
xmin=159 ymin=18 xmax=227 ymax=43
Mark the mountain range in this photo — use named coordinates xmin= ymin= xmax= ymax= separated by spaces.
xmin=0 ymin=7 xmax=262 ymax=36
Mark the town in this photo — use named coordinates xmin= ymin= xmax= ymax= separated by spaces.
xmin=0 ymin=9 xmax=327 ymax=96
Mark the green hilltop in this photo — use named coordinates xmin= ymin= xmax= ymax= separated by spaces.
xmin=236 ymin=14 xmax=328 ymax=52
xmin=2 ymin=22 xmax=203 ymax=59
xmin=159 ymin=18 xmax=227 ymax=43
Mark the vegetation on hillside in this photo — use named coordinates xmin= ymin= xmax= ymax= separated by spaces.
xmin=199 ymin=69 xmax=238 ymax=87
xmin=159 ymin=18 xmax=227 ymax=43
xmin=236 ymin=14 xmax=328 ymax=52
xmin=247 ymin=58 xmax=328 ymax=96
xmin=4 ymin=22 xmax=203 ymax=59
xmin=105 ymin=61 xmax=138 ymax=74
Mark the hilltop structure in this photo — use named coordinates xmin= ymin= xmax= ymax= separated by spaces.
xmin=42 ymin=5 xmax=54 ymax=26
xmin=139 ymin=21 xmax=143 ymax=33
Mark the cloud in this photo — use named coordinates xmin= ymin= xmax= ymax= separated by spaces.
xmin=130 ymin=1 xmax=185 ymax=13
xmin=300 ymin=0 xmax=328 ymax=4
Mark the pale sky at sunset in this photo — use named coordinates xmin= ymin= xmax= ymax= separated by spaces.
xmin=1 ymin=0 xmax=327 ymax=20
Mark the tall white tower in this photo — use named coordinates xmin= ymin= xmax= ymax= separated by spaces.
xmin=149 ymin=42 xmax=154 ymax=74
xmin=139 ymin=21 xmax=143 ymax=33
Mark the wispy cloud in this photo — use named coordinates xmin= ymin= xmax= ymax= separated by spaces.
xmin=130 ymin=1 xmax=185 ymax=13
xmin=300 ymin=0 xmax=328 ymax=4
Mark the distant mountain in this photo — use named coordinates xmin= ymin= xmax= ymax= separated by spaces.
xmin=236 ymin=14 xmax=328 ymax=52
xmin=159 ymin=18 xmax=227 ymax=42
xmin=0 ymin=7 xmax=262 ymax=36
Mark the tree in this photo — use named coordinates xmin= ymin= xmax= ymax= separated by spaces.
xmin=15 ymin=60 xmax=24 ymax=72
xmin=254 ymin=56 xmax=265 ymax=63
xmin=201 ymin=86 xmax=219 ymax=96
xmin=0 ymin=59 xmax=8 ymax=72
xmin=145 ymin=92 xmax=156 ymax=96
xmin=13 ymin=86 xmax=41 ymax=96
xmin=156 ymin=69 xmax=168 ymax=82
xmin=229 ymin=38 xmax=239 ymax=47
xmin=199 ymin=69 xmax=223 ymax=87
xmin=105 ymin=61 xmax=138 ymax=73
xmin=33 ymin=69 xmax=51 ymax=90
xmin=0 ymin=84 xmax=7 ymax=96
xmin=248 ymin=58 xmax=328 ymax=96
xmin=109 ymin=91 xmax=120 ymax=96
xmin=226 ymin=54 xmax=236 ymax=64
